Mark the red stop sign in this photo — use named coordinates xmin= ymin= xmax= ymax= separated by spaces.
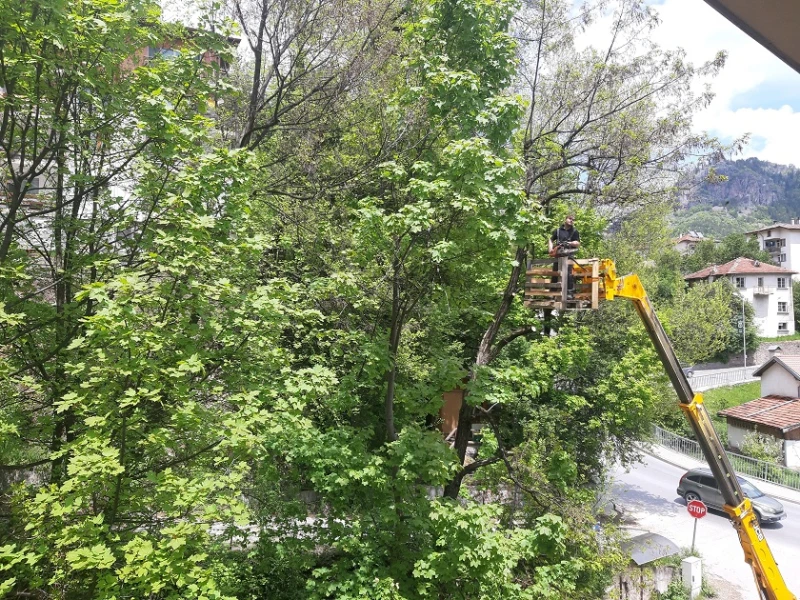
xmin=687 ymin=499 xmax=707 ymax=519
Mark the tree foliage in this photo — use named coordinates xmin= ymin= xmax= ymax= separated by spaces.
xmin=0 ymin=0 xmax=733 ymax=597
xmin=681 ymin=234 xmax=772 ymax=274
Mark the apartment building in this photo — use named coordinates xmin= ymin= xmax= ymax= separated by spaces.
xmin=684 ymin=257 xmax=796 ymax=337
xmin=746 ymin=220 xmax=800 ymax=281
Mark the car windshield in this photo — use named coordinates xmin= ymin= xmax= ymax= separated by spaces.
xmin=738 ymin=478 xmax=764 ymax=498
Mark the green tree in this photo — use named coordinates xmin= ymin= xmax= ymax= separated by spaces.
xmin=227 ymin=0 xmax=629 ymax=596
xmin=682 ymin=239 xmax=719 ymax=274
xmin=0 ymin=0 xmax=296 ymax=597
xmin=662 ymin=279 xmax=736 ymax=365
xmin=447 ymin=0 xmax=726 ymax=499
xmin=792 ymin=280 xmax=800 ymax=329
xmin=682 ymin=233 xmax=772 ymax=274
xmin=716 ymin=233 xmax=772 ymax=264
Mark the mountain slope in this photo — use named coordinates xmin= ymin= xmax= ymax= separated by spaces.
xmin=672 ymin=158 xmax=800 ymax=237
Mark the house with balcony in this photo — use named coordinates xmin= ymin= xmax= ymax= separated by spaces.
xmin=684 ymin=257 xmax=796 ymax=337
xmin=746 ymin=220 xmax=800 ymax=281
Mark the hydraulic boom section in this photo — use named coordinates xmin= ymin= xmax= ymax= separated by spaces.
xmin=597 ymin=259 xmax=795 ymax=600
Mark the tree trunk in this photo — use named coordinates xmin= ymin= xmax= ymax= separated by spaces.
xmin=444 ymin=247 xmax=527 ymax=498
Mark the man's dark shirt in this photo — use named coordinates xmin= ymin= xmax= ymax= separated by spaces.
xmin=551 ymin=225 xmax=580 ymax=246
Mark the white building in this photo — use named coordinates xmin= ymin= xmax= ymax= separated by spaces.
xmin=746 ymin=220 xmax=800 ymax=280
xmin=684 ymin=257 xmax=796 ymax=337
xmin=719 ymin=354 xmax=800 ymax=468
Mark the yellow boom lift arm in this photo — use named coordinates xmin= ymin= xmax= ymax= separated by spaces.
xmin=525 ymin=257 xmax=795 ymax=600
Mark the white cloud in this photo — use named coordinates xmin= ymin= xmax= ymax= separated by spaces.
xmin=697 ymin=105 xmax=800 ymax=167
xmin=651 ymin=0 xmax=800 ymax=166
xmin=576 ymin=0 xmax=800 ymax=166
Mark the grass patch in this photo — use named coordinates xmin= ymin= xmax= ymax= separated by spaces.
xmin=699 ymin=381 xmax=762 ymax=446
xmin=701 ymin=381 xmax=761 ymax=429
xmin=758 ymin=333 xmax=800 ymax=343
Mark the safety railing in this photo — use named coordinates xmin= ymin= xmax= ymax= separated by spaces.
xmin=652 ymin=425 xmax=800 ymax=491
xmin=690 ymin=367 xmax=757 ymax=390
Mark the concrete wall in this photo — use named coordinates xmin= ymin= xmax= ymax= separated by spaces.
xmin=737 ymin=273 xmax=795 ymax=337
xmin=786 ymin=229 xmax=800 ymax=280
xmin=751 ymin=226 xmax=800 ymax=281
xmin=694 ymin=341 xmax=800 ymax=370
xmin=786 ymin=440 xmax=800 ymax=468
xmin=727 ymin=423 xmax=748 ymax=450
xmin=608 ymin=565 xmax=677 ymax=600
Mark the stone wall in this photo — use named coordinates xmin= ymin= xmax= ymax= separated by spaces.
xmin=694 ymin=340 xmax=800 ymax=371
xmin=752 ymin=340 xmax=800 ymax=364
xmin=608 ymin=565 xmax=678 ymax=600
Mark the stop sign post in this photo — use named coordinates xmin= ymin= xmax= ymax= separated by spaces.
xmin=687 ymin=499 xmax=707 ymax=552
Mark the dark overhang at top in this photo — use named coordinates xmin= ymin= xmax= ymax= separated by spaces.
xmin=703 ymin=0 xmax=800 ymax=74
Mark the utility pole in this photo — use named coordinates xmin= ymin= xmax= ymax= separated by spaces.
xmin=742 ymin=294 xmax=747 ymax=368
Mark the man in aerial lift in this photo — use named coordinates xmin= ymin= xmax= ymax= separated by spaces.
xmin=548 ymin=214 xmax=581 ymax=299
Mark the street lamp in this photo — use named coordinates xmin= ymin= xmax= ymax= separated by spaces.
xmin=742 ymin=294 xmax=747 ymax=368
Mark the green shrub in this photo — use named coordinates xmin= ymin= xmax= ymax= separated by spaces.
xmin=657 ymin=580 xmax=689 ymax=600
xmin=740 ymin=431 xmax=783 ymax=464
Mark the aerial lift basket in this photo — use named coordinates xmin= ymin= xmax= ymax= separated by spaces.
xmin=524 ymin=256 xmax=600 ymax=310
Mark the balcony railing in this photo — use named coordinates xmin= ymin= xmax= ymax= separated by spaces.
xmin=752 ymin=286 xmax=774 ymax=294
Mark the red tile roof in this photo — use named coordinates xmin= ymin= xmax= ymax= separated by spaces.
xmin=684 ymin=257 xmax=796 ymax=280
xmin=718 ymin=395 xmax=800 ymax=433
xmin=675 ymin=234 xmax=704 ymax=244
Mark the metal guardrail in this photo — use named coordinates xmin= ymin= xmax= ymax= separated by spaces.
xmin=653 ymin=425 xmax=800 ymax=491
xmin=690 ymin=366 xmax=757 ymax=390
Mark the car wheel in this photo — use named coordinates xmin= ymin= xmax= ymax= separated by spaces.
xmin=685 ymin=492 xmax=701 ymax=502
xmin=753 ymin=510 xmax=762 ymax=526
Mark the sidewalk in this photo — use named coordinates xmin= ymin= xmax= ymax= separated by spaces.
xmin=644 ymin=443 xmax=800 ymax=506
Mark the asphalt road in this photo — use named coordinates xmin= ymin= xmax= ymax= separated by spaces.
xmin=612 ymin=454 xmax=800 ymax=600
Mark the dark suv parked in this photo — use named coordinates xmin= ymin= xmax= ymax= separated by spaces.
xmin=677 ymin=467 xmax=786 ymax=524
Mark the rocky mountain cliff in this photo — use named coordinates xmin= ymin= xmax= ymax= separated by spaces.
xmin=672 ymin=158 xmax=800 ymax=237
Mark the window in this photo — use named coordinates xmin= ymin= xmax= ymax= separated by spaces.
xmin=781 ymin=239 xmax=787 ymax=247
xmin=20 ymin=177 xmax=42 ymax=196
xmin=778 ymin=277 xmax=787 ymax=289
xmin=778 ymin=253 xmax=787 ymax=262
xmin=779 ymin=322 xmax=789 ymax=332
xmin=778 ymin=301 xmax=788 ymax=313
xmin=758 ymin=277 xmax=764 ymax=287
xmin=734 ymin=277 xmax=746 ymax=288
xmin=699 ymin=476 xmax=718 ymax=489
xmin=147 ymin=46 xmax=180 ymax=60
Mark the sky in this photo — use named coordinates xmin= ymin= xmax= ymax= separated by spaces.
xmin=638 ymin=0 xmax=800 ymax=167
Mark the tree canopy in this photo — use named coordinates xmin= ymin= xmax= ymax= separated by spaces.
xmin=0 ymin=0 xmax=736 ymax=598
